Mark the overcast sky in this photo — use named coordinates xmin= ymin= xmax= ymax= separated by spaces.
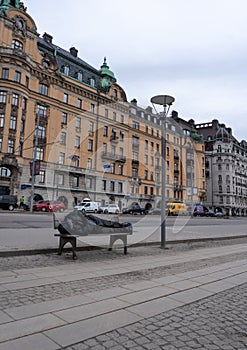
xmin=24 ymin=0 xmax=247 ymax=140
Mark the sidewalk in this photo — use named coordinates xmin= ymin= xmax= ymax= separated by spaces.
xmin=0 ymin=240 xmax=246 ymax=349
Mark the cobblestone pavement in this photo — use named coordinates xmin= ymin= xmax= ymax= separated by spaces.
xmin=0 ymin=239 xmax=247 ymax=310
xmin=0 ymin=238 xmax=247 ymax=349
xmin=64 ymin=283 xmax=247 ymax=350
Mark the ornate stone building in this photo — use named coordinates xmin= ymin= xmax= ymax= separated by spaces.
xmin=0 ymin=0 xmax=206 ymax=210
xmin=195 ymin=119 xmax=247 ymax=216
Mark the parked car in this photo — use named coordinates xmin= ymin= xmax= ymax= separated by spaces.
xmin=75 ymin=201 xmax=100 ymax=213
xmin=166 ymin=202 xmax=188 ymax=216
xmin=0 ymin=195 xmax=18 ymax=211
xmin=33 ymin=200 xmax=66 ymax=212
xmin=193 ymin=205 xmax=209 ymax=217
xmin=122 ymin=204 xmax=148 ymax=215
xmin=100 ymin=204 xmax=120 ymax=214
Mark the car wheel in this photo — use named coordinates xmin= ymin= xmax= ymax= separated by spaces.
xmin=59 ymin=208 xmax=64 ymax=213
xmin=41 ymin=207 xmax=47 ymax=212
xmin=115 ymin=210 xmax=119 ymax=214
xmin=8 ymin=204 xmax=14 ymax=211
xmin=104 ymin=210 xmax=108 ymax=214
xmin=81 ymin=209 xmax=85 ymax=214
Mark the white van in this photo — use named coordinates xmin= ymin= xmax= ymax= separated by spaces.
xmin=74 ymin=201 xmax=100 ymax=213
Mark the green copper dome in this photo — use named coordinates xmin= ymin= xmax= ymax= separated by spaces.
xmin=99 ymin=57 xmax=116 ymax=82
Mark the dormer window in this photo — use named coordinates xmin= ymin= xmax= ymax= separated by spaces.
xmin=77 ymin=71 xmax=83 ymax=82
xmin=89 ymin=77 xmax=95 ymax=87
xmin=61 ymin=65 xmax=69 ymax=75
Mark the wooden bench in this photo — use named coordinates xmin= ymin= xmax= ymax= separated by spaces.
xmin=53 ymin=213 xmax=131 ymax=259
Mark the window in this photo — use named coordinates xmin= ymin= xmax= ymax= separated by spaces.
xmin=77 ymin=71 xmax=83 ymax=82
xmin=36 ymin=147 xmax=44 ymax=160
xmin=132 ymin=151 xmax=139 ymax=161
xmin=102 ymin=180 xmax=107 ymax=191
xmin=14 ymin=71 xmax=21 ymax=83
xmin=118 ymin=182 xmax=123 ymax=193
xmin=132 ymin=135 xmax=139 ymax=146
xmin=132 ymin=121 xmax=140 ymax=130
xmin=151 ymin=156 xmax=154 ymax=166
xmin=119 ymin=131 xmax=124 ymax=141
xmin=103 ymin=126 xmax=108 ymax=137
xmin=37 ymin=104 xmax=47 ymax=118
xmin=102 ymin=143 xmax=107 ymax=154
xmin=73 ymin=156 xmax=79 ymax=167
xmin=39 ymin=83 xmax=48 ymax=95
xmin=0 ymin=91 xmax=7 ymax=103
xmin=113 ymin=112 xmax=116 ymax=121
xmin=0 ymin=137 xmax=2 ymax=151
xmin=110 ymin=181 xmax=115 ymax=192
xmin=77 ymin=98 xmax=82 ymax=108
xmin=22 ymin=97 xmax=27 ymax=110
xmin=89 ymin=77 xmax=95 ymax=87
xmin=39 ymin=170 xmax=45 ymax=183
xmin=118 ymin=164 xmax=123 ymax=175
xmin=0 ymin=113 xmax=4 ymax=127
xmin=59 ymin=152 xmax=65 ymax=164
xmin=75 ymin=135 xmax=80 ymax=148
xmin=1 ymin=68 xmax=9 ymax=80
xmin=12 ymin=93 xmax=19 ymax=106
xmin=8 ymin=139 xmax=15 ymax=153
xmin=145 ymin=155 xmax=148 ymax=165
xmin=88 ymin=139 xmax=93 ymax=151
xmin=62 ymin=112 xmax=67 ymax=125
xmin=63 ymin=93 xmax=68 ymax=104
xmin=86 ymin=177 xmax=93 ymax=189
xmin=88 ymin=121 xmax=94 ymax=133
xmin=132 ymin=167 xmax=138 ymax=178
xmin=73 ymin=176 xmax=79 ymax=188
xmin=25 ymin=76 xmax=29 ymax=87
xmin=76 ymin=117 xmax=81 ymax=129
xmin=64 ymin=65 xmax=69 ymax=75
xmin=60 ymin=132 xmax=66 ymax=145
xmin=9 ymin=116 xmax=17 ymax=130
xmin=113 ymin=89 xmax=117 ymax=99
xmin=87 ymin=158 xmax=92 ymax=169
xmin=166 ymin=147 xmax=169 ymax=156
xmin=105 ymin=109 xmax=108 ymax=118
xmin=58 ymin=174 xmax=64 ymax=185
xmin=144 ymin=170 xmax=148 ymax=180
xmin=90 ymin=103 xmax=95 ymax=113
xmin=120 ymin=115 xmax=124 ymax=124
xmin=12 ymin=39 xmax=23 ymax=50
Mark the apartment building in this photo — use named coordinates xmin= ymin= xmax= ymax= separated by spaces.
xmin=195 ymin=119 xmax=247 ymax=216
xmin=0 ymin=0 xmax=206 ymax=210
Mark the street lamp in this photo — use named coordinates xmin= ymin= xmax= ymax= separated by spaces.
xmin=150 ymin=95 xmax=175 ymax=249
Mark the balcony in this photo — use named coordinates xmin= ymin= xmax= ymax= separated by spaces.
xmin=132 ymin=159 xmax=139 ymax=165
xmin=101 ymin=151 xmax=126 ymax=162
xmin=110 ymin=135 xmax=118 ymax=143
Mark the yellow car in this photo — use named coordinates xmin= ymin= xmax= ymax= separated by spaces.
xmin=166 ymin=202 xmax=188 ymax=216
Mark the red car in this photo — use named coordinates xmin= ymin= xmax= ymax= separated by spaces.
xmin=33 ymin=200 xmax=66 ymax=212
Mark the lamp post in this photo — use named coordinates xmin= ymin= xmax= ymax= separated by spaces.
xmin=30 ymin=110 xmax=41 ymax=213
xmin=150 ymin=95 xmax=175 ymax=249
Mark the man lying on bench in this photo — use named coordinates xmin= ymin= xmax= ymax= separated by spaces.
xmin=56 ymin=209 xmax=133 ymax=236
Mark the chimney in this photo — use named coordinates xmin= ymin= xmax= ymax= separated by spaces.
xmin=70 ymin=47 xmax=78 ymax=58
xmin=43 ymin=33 xmax=53 ymax=44
xmin=131 ymin=98 xmax=137 ymax=106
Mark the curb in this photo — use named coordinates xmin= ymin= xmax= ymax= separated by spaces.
xmin=0 ymin=235 xmax=246 ymax=257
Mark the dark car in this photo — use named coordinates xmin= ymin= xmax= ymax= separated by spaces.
xmin=33 ymin=200 xmax=66 ymax=212
xmin=193 ymin=205 xmax=208 ymax=217
xmin=0 ymin=195 xmax=18 ymax=211
xmin=122 ymin=204 xmax=148 ymax=215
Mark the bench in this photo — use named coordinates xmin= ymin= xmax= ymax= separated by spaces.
xmin=53 ymin=213 xmax=131 ymax=259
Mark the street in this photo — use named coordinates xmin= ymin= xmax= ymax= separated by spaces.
xmin=0 ymin=212 xmax=247 ymax=253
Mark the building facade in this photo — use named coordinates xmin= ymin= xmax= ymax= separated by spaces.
xmin=195 ymin=119 xmax=247 ymax=216
xmin=0 ymin=0 xmax=206 ymax=210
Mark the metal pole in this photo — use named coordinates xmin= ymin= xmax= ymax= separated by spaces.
xmin=161 ymin=104 xmax=167 ymax=249
xmin=30 ymin=111 xmax=40 ymax=212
